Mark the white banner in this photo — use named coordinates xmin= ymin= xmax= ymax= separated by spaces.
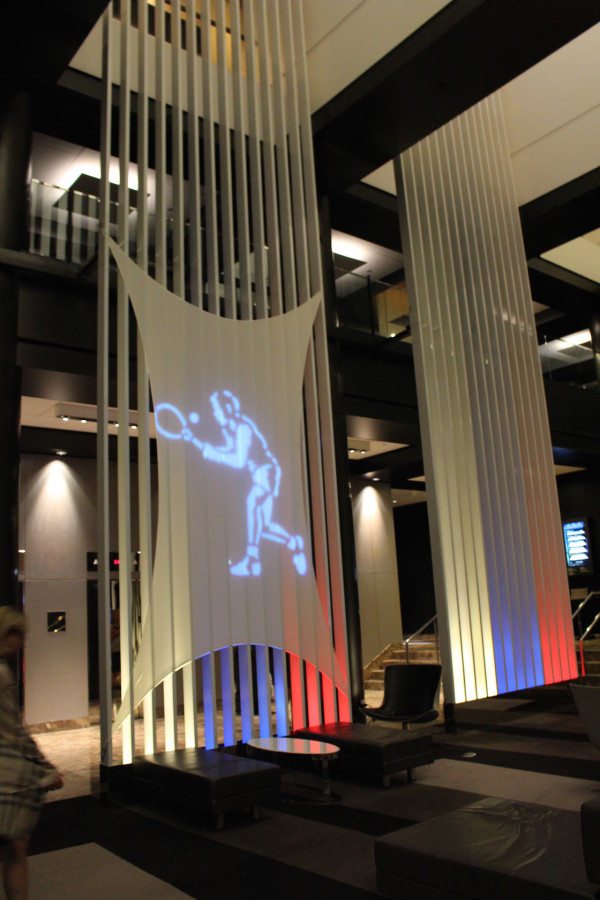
xmin=109 ymin=240 xmax=347 ymax=727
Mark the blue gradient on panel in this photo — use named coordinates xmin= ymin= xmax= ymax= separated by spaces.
xmin=255 ymin=646 xmax=271 ymax=739
xmin=155 ymin=392 xmax=307 ymax=577
xmin=220 ymin=649 xmax=235 ymax=747
xmin=237 ymin=645 xmax=253 ymax=743
xmin=201 ymin=654 xmax=217 ymax=749
xmin=272 ymin=648 xmax=288 ymax=736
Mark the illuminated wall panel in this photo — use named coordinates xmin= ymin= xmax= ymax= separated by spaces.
xmin=396 ymin=94 xmax=578 ymax=703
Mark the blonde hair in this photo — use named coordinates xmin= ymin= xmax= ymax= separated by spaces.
xmin=0 ymin=606 xmax=27 ymax=657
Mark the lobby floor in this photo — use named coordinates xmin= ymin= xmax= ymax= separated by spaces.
xmin=28 ymin=685 xmax=600 ymax=899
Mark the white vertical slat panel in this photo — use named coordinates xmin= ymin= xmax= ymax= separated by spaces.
xmin=199 ymin=0 xmax=220 ymax=735
xmin=289 ymin=1 xmax=320 ymax=295
xmin=136 ymin=0 xmax=157 ymax=753
xmin=154 ymin=0 xmax=168 ymax=288
xmin=201 ymin=652 xmax=218 ymax=750
xmin=238 ymin=644 xmax=255 ymax=741
xmin=171 ymin=0 xmax=198 ymax=749
xmin=186 ymin=0 xmax=203 ymax=308
xmin=154 ymin=0 xmax=178 ymax=750
xmin=202 ymin=0 xmax=219 ymax=314
xmin=433 ymin=124 xmax=497 ymax=695
xmin=40 ymin=185 xmax=52 ymax=259
xmin=244 ymin=0 xmax=268 ymax=319
xmin=256 ymin=0 xmax=283 ymax=316
xmin=290 ymin=0 xmax=349 ymax=718
xmin=86 ymin=193 xmax=97 ymax=263
xmin=72 ymin=191 xmax=83 ymax=264
xmin=272 ymin=647 xmax=289 ymax=736
xmin=266 ymin=0 xmax=296 ymax=313
xmin=453 ymin=104 xmax=535 ymax=691
xmin=29 ymin=180 xmax=37 ymax=254
xmin=487 ymin=96 xmax=574 ymax=681
xmin=216 ymin=0 xmax=236 ymax=319
xmin=55 ymin=193 xmax=67 ymax=261
xmin=397 ymin=94 xmax=577 ymax=702
xmin=98 ymin=4 xmax=114 ymax=768
xmin=230 ymin=0 xmax=252 ymax=319
xmin=171 ymin=0 xmax=186 ymax=298
xmin=116 ymin=0 xmax=135 ymax=762
xmin=257 ymin=0 xmax=300 ymax=719
xmin=410 ymin=135 xmax=480 ymax=700
xmin=256 ymin=644 xmax=273 ymax=738
xmin=278 ymin=0 xmax=309 ymax=305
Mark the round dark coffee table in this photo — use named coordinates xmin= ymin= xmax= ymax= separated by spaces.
xmin=247 ymin=736 xmax=339 ymax=798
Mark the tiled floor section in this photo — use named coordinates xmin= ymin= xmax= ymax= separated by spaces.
xmin=29 ymin=843 xmax=192 ymax=898
xmin=36 ymin=693 xmax=390 ymax=802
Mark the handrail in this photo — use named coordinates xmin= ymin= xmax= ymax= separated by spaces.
xmin=572 ymin=590 xmax=600 ymax=622
xmin=404 ymin=615 xmax=439 ymax=663
xmin=573 ymin=593 xmax=600 ymax=676
xmin=581 ymin=611 xmax=600 ymax=643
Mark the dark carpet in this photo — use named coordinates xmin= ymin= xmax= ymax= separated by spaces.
xmin=265 ymin=796 xmax=416 ymax=836
xmin=435 ymin=740 xmax=600 ymax=780
xmin=30 ymin=795 xmax=385 ymax=899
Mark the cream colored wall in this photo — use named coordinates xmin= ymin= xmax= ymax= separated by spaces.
xmin=19 ymin=456 xmax=96 ymax=725
xmin=352 ymin=480 xmax=402 ymax=666
xmin=18 ymin=454 xmax=157 ymax=726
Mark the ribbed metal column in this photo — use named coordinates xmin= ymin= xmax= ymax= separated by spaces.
xmin=395 ymin=94 xmax=577 ymax=703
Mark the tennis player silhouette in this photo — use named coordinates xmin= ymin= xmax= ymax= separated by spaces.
xmin=155 ymin=390 xmax=307 ymax=577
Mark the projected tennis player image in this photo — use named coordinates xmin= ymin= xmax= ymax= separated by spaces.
xmin=155 ymin=390 xmax=307 ymax=578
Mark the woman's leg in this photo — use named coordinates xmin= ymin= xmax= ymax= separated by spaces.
xmin=1 ymin=836 xmax=30 ymax=899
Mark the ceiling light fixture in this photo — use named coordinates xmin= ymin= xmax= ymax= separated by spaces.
xmin=55 ymin=449 xmax=67 ymax=457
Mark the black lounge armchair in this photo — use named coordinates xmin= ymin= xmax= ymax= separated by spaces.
xmin=361 ymin=663 xmax=442 ymax=729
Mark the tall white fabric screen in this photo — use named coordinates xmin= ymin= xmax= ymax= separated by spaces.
xmin=109 ymin=240 xmax=346 ymax=727
xmin=98 ymin=0 xmax=351 ymax=762
xmin=396 ymin=93 xmax=577 ymax=704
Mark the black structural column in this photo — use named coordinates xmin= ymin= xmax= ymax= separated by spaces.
xmin=591 ymin=315 xmax=600 ymax=391
xmin=318 ymin=196 xmax=365 ymax=721
xmin=0 ymin=90 xmax=32 ymax=605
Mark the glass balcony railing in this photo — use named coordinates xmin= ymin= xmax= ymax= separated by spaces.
xmin=29 ymin=179 xmax=101 ymax=267
xmin=334 ymin=267 xmax=411 ymax=343
xmin=539 ymin=333 xmax=596 ymax=389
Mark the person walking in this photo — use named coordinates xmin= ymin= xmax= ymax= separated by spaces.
xmin=0 ymin=607 xmax=63 ymax=899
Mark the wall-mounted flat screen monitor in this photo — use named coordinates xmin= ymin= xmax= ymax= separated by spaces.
xmin=563 ymin=518 xmax=593 ymax=575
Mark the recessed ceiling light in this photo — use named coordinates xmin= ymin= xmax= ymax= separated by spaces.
xmin=373 ymin=477 xmax=380 ymax=481
xmin=80 ymin=419 xmax=87 ymax=424
xmin=55 ymin=449 xmax=67 ymax=457
xmin=61 ymin=416 xmax=69 ymax=422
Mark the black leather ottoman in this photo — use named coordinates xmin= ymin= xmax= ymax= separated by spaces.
xmin=375 ymin=797 xmax=596 ymax=899
xmin=110 ymin=748 xmax=281 ymax=829
xmin=291 ymin=722 xmax=435 ymax=787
